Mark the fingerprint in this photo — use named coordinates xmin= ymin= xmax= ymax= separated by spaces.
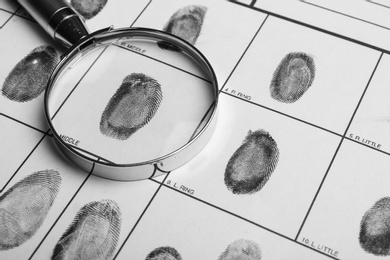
xmin=52 ymin=199 xmax=121 ymax=260
xmin=218 ymin=239 xmax=262 ymax=260
xmin=0 ymin=170 xmax=61 ymax=250
xmin=2 ymin=45 xmax=59 ymax=103
xmin=100 ymin=73 xmax=163 ymax=140
xmin=145 ymin=246 xmax=182 ymax=260
xmin=359 ymin=197 xmax=390 ymax=256
xmin=224 ymin=129 xmax=279 ymax=195
xmin=158 ymin=5 xmax=207 ymax=50
xmin=270 ymin=52 xmax=315 ymax=103
xmin=70 ymin=0 xmax=108 ymax=19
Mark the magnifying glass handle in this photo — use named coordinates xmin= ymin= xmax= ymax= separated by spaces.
xmin=16 ymin=0 xmax=90 ymax=47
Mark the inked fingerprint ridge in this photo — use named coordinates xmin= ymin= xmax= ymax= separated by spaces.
xmin=100 ymin=73 xmax=163 ymax=140
xmin=146 ymin=246 xmax=182 ymax=260
xmin=224 ymin=129 xmax=279 ymax=194
xmin=2 ymin=45 xmax=59 ymax=103
xmin=52 ymin=199 xmax=121 ymax=260
xmin=359 ymin=197 xmax=390 ymax=256
xmin=270 ymin=52 xmax=315 ymax=103
xmin=159 ymin=5 xmax=207 ymax=50
xmin=218 ymin=239 xmax=262 ymax=260
xmin=0 ymin=170 xmax=61 ymax=251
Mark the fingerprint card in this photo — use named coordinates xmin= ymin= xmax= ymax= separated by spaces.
xmin=163 ymin=94 xmax=341 ymax=238
xmin=0 ymin=136 xmax=89 ymax=259
xmin=347 ymin=54 xmax=390 ymax=154
xmin=303 ymin=0 xmax=390 ymax=29
xmin=0 ymin=115 xmax=45 ymax=190
xmin=117 ymin=185 xmax=332 ymax=259
xmin=133 ymin=0 xmax=268 ymax=86
xmin=30 ymin=176 xmax=159 ymax=260
xmin=223 ymin=15 xmax=380 ymax=135
xmin=1 ymin=0 xmax=389 ymax=259
xmin=297 ymin=140 xmax=390 ymax=259
xmin=0 ymin=14 xmax=60 ymax=131
xmin=64 ymin=0 xmax=150 ymax=32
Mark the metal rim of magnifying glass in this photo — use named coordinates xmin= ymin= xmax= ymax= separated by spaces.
xmin=44 ymin=27 xmax=219 ymax=181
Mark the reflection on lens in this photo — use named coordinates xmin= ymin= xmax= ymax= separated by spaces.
xmin=100 ymin=73 xmax=163 ymax=140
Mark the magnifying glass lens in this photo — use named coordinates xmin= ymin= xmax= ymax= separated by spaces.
xmin=47 ymin=31 xmax=216 ymax=172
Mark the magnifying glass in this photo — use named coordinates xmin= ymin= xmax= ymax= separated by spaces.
xmin=17 ymin=0 xmax=218 ymax=181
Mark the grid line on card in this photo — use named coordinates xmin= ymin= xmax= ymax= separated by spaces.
xmin=222 ymin=92 xmax=343 ymax=137
xmin=249 ymin=0 xmax=257 ymax=7
xmin=294 ymin=137 xmax=344 ymax=241
xmin=341 ymin=52 xmax=385 ymax=145
xmin=129 ymin=0 xmax=153 ymax=27
xmin=346 ymin=137 xmax=390 ymax=157
xmin=152 ymin=165 xmax=166 ymax=177
xmin=113 ymin=174 xmax=171 ymax=259
xmin=188 ymin=100 xmax=216 ymax=141
xmin=0 ymin=8 xmax=14 ymax=14
xmin=294 ymin=52 xmax=384 ymax=241
xmin=2 ymin=113 xmax=49 ymax=135
xmin=13 ymin=6 xmax=35 ymax=23
xmin=28 ymin=167 xmax=94 ymax=260
xmin=50 ymin=47 xmax=108 ymax=121
xmin=0 ymin=133 xmax=49 ymax=193
xmin=0 ymin=5 xmax=36 ymax=25
xmin=300 ymin=0 xmax=390 ymax=31
xmin=227 ymin=0 xmax=390 ymax=54
xmin=115 ymin=43 xmax=212 ymax=83
xmin=159 ymin=182 xmax=339 ymax=260
xmin=367 ymin=0 xmax=390 ymax=9
xmin=0 ymin=8 xmax=15 ymax=28
xmin=65 ymin=144 xmax=116 ymax=164
xmin=221 ymin=14 xmax=269 ymax=91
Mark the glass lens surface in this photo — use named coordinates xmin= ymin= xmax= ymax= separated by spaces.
xmin=47 ymin=35 xmax=215 ymax=165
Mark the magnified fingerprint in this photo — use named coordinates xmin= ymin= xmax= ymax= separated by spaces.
xmin=2 ymin=45 xmax=59 ymax=103
xmin=70 ymin=0 xmax=108 ymax=19
xmin=100 ymin=73 xmax=163 ymax=140
xmin=218 ymin=239 xmax=262 ymax=260
xmin=145 ymin=246 xmax=182 ymax=260
xmin=52 ymin=199 xmax=121 ymax=260
xmin=224 ymin=129 xmax=279 ymax=195
xmin=158 ymin=5 xmax=207 ymax=50
xmin=0 ymin=170 xmax=61 ymax=250
xmin=359 ymin=197 xmax=390 ymax=256
xmin=270 ymin=52 xmax=315 ymax=103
